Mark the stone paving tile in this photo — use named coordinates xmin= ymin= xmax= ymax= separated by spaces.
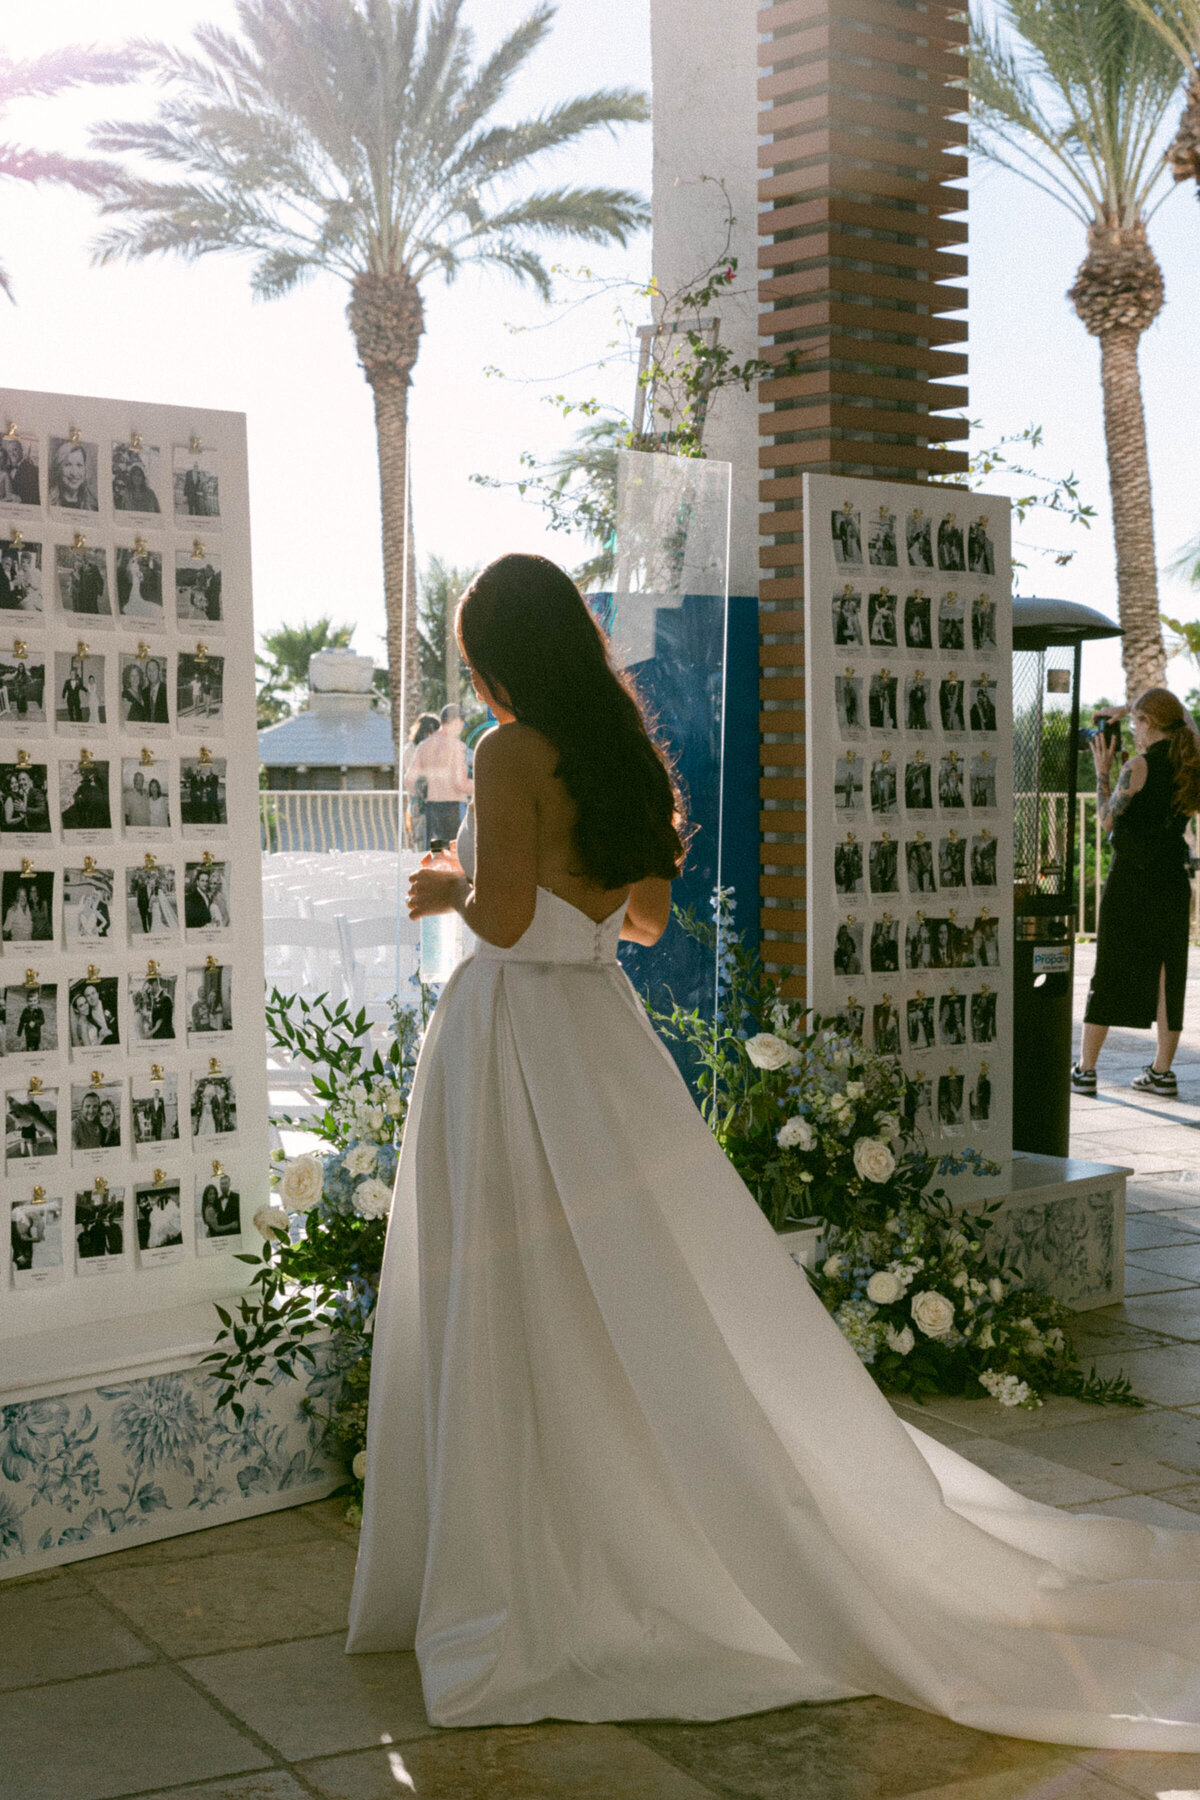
xmin=183 ymin=1630 xmax=437 ymax=1763
xmin=1078 ymin=1746 xmax=1200 ymax=1796
xmin=989 ymin=1408 xmax=1200 ymax=1491
xmin=117 ymin=1778 xmax=310 ymax=1800
xmin=1121 ymin=1186 xmax=1200 ymax=1211
xmin=296 ymin=1496 xmax=362 ymax=1543
xmin=627 ymin=1695 xmax=1075 ymax=1800
xmin=1117 ymin=1264 xmax=1196 ymax=1296
xmin=1124 ymin=1213 xmax=1200 ymax=1249
xmin=1063 ymin=1318 xmax=1172 ymax=1359
xmin=897 ymin=1771 xmax=1137 ymax=1800
xmin=1087 ymin=1344 xmax=1200 ymax=1407
xmin=1117 ymin=1292 xmax=1200 ymax=1339
xmin=901 ymin=1395 xmax=1104 ymax=1440
xmin=0 ymin=1664 xmax=269 ymax=1800
xmin=80 ymin=1505 xmax=333 ymax=1572
xmin=949 ymin=1438 xmax=1129 ymax=1507
xmin=300 ymin=1726 xmax=718 ymax=1799
xmin=888 ymin=1402 xmax=986 ymax=1448
xmin=0 ymin=1571 xmax=152 ymax=1693
xmin=85 ymin=1537 xmax=359 ymax=1658
xmin=1126 ymin=1242 xmax=1200 ymax=1280
xmin=1062 ymin=1491 xmax=1200 ymax=1529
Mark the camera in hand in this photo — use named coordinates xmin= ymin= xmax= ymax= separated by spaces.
xmin=1078 ymin=714 xmax=1122 ymax=752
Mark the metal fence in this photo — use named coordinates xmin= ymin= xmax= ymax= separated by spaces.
xmin=1022 ymin=790 xmax=1200 ymax=937
xmin=260 ymin=789 xmax=400 ymax=854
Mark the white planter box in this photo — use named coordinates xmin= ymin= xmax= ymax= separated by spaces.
xmin=962 ymin=1153 xmax=1128 ymax=1311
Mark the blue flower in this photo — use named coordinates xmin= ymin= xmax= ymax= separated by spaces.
xmin=109 ymin=1376 xmax=203 ymax=1473
xmin=0 ymin=1492 xmax=25 ymax=1559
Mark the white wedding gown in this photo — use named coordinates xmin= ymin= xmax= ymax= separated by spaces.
xmin=348 ymin=807 xmax=1200 ymax=1745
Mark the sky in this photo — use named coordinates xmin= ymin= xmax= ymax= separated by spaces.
xmin=2 ymin=0 xmax=1199 ymax=704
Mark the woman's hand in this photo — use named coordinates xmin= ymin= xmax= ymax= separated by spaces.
xmin=408 ymin=860 xmax=468 ymax=920
xmin=1091 ymin=734 xmax=1118 ymax=782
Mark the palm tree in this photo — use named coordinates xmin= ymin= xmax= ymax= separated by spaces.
xmin=0 ymin=47 xmax=146 ymax=298
xmin=1126 ymin=0 xmax=1200 ymax=196
xmin=90 ymin=0 xmax=649 ymax=748
xmin=416 ymin=555 xmax=477 ymax=714
xmin=971 ymin=0 xmax=1183 ymax=696
xmin=256 ymin=615 xmax=354 ymax=723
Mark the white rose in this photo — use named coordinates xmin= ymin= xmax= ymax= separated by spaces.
xmin=874 ymin=1113 xmax=900 ymax=1141
xmin=886 ymin=1324 xmax=915 ymax=1356
xmin=383 ymin=1092 xmax=404 ymax=1117
xmin=845 ymin=1081 xmax=865 ymax=1100
xmin=353 ymin=1176 xmax=392 ymax=1219
xmin=344 ymin=1142 xmax=377 ymax=1178
xmin=252 ymin=1204 xmax=290 ymax=1240
xmin=911 ymin=1290 xmax=956 ymax=1339
xmin=776 ymin=1115 xmax=815 ymax=1151
xmin=866 ymin=1270 xmax=903 ymax=1305
xmin=352 ymin=1450 xmax=367 ymax=1481
xmin=278 ymin=1155 xmax=324 ymax=1212
xmin=852 ymin=1138 xmax=896 ymax=1184
xmin=364 ymin=1106 xmax=386 ymax=1132
xmin=348 ymin=1083 xmax=367 ymax=1103
xmin=745 ymin=1032 xmax=798 ymax=1071
xmin=822 ymin=1254 xmax=844 ymax=1278
xmin=951 ymin=1270 xmax=969 ymax=1289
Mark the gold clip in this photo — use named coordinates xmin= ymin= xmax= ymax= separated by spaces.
xmin=27 ymin=1075 xmax=42 ymax=1095
xmin=89 ymin=1069 xmax=104 ymax=1088
xmin=198 ymin=746 xmax=213 ymax=766
xmin=979 ymin=907 xmax=992 ymax=921
xmin=878 ymin=750 xmax=891 ymax=764
xmin=71 ymin=530 xmax=87 ymax=552
xmin=75 ymin=639 xmax=89 ymax=660
xmin=947 ymin=669 xmax=958 ymax=683
xmin=914 ymin=750 xmax=926 ymax=764
xmin=844 ymin=749 xmax=857 ymax=763
xmin=845 ymin=994 xmax=857 ymax=1007
xmin=200 ymin=850 xmax=215 ymax=868
xmin=20 ymin=857 xmax=33 ymax=877
xmin=914 ymin=988 xmax=926 ymax=1002
xmin=879 ymin=666 xmax=890 ymax=680
xmin=92 ymin=1174 xmax=108 ymax=1194
xmin=86 ymin=963 xmax=101 ymax=982
xmin=880 ymin=830 xmax=891 ymax=843
xmin=136 ymin=641 xmax=150 ymax=662
xmin=945 ymin=589 xmax=958 ymax=603
xmin=195 ymin=642 xmax=209 ymax=663
xmin=211 ymin=1159 xmax=224 ymax=1178
xmin=188 ymin=433 xmax=203 ymax=453
xmin=130 ymin=430 xmax=143 ymax=450
xmin=948 ymin=828 xmax=960 ymax=841
xmin=911 ymin=507 xmax=922 ymax=522
xmin=68 ymin=426 xmax=82 ymax=446
xmin=23 ymin=968 xmax=38 ymax=988
xmin=204 ymin=954 xmax=219 ymax=971
xmin=979 ymin=750 xmax=991 ymax=763
xmin=149 ymin=1063 xmax=164 ymax=1082
xmin=844 ymin=913 xmax=857 ymax=926
xmin=32 ymin=1185 xmax=45 ymax=1205
xmin=947 ymin=750 xmax=959 ymax=766
xmin=14 ymin=747 xmax=30 ymax=769
xmin=139 ymin=747 xmax=154 ymax=768
xmin=879 ymin=504 xmax=890 ymax=519
xmin=146 ymin=959 xmax=159 ymax=978
xmin=13 ymin=638 xmax=26 ymax=659
xmin=3 ymin=421 xmax=18 ymax=440
xmin=915 ymin=829 xmax=926 ymax=842
xmin=8 ymin=526 xmax=21 ymax=549
xmin=83 ymin=855 xmax=98 ymax=875
xmin=133 ymin=534 xmax=147 ymax=556
xmin=78 ymin=748 xmax=95 ymax=771
xmin=948 ymin=984 xmax=959 ymax=998
xmin=153 ymin=1168 xmax=168 ymax=1185
xmin=143 ymin=852 xmax=158 ymax=872
xmin=208 ymin=1056 xmax=222 ymax=1075
xmin=191 ymin=538 xmax=206 ymax=560
xmin=947 ymin=908 xmax=958 ymax=923
xmin=947 ymin=1064 xmax=959 ymax=1079
xmin=880 ymin=911 xmax=893 ymax=925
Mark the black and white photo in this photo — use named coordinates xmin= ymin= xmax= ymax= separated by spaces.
xmin=112 ymin=441 xmax=163 ymax=515
xmin=868 ymin=672 xmax=897 ymax=731
xmin=115 ymin=547 xmax=164 ymax=623
xmin=177 ymin=651 xmax=224 ymax=726
xmin=196 ymin=1169 xmax=241 ymax=1251
xmin=927 ymin=918 xmax=954 ymax=970
xmin=834 ymin=837 xmax=864 ymax=895
xmin=867 ymin=589 xmax=897 ymax=647
xmin=184 ymin=860 xmax=231 ymax=935
xmin=869 ymin=755 xmax=897 ymax=816
xmin=970 ymin=754 xmax=997 ymax=809
xmin=836 ymin=1000 xmax=864 ymax=1042
xmin=869 ymin=916 xmax=899 ymax=973
xmin=939 ymin=678 xmax=965 ymax=734
xmin=831 ymin=505 xmax=861 ymax=566
xmin=63 ymin=864 xmax=114 ymax=945
xmin=48 ymin=437 xmax=99 ymax=512
xmin=905 ymin=915 xmax=932 ymax=970
xmin=972 ymin=591 xmax=997 ymax=653
xmin=904 ymin=675 xmax=931 ymax=732
xmin=936 ymin=514 xmax=965 ymax=572
xmin=67 ymin=976 xmax=119 ymax=1050
xmin=0 ymin=762 xmax=50 ymax=835
xmin=5 ymin=1085 xmax=58 ymax=1163
xmin=971 ymin=833 xmax=998 ymax=888
xmin=867 ymin=510 xmax=897 ymax=566
xmin=973 ymin=913 xmax=1000 ymax=968
xmin=119 ymin=653 xmax=170 ymax=726
xmin=10 ymin=1195 xmax=63 ymax=1287
xmin=938 ymin=835 xmax=967 ymax=890
xmin=2 ymin=871 xmax=53 ymax=945
xmin=70 ymin=1079 xmax=122 ymax=1153
xmin=131 ymin=1071 xmax=180 ymax=1146
xmin=905 ymin=836 xmax=936 ymax=893
xmin=832 ymin=588 xmax=862 ymax=646
xmin=834 ymin=674 xmax=863 ymax=736
xmin=192 ymin=1069 xmax=237 ymax=1137
xmin=938 ymin=992 xmax=967 ymax=1047
xmin=969 ymin=677 xmax=997 ymax=732
xmin=903 ymin=591 xmax=931 ymax=649
xmin=75 ymin=1185 xmax=126 ymax=1270
xmin=0 ymin=434 xmax=40 ymax=508
xmin=834 ymin=754 xmax=863 ymax=813
xmin=135 ymin=1178 xmax=184 ymax=1265
xmin=970 ymin=1063 xmax=992 ymax=1121
xmin=937 ymin=1072 xmax=964 ymax=1130
xmin=0 ymin=650 xmax=46 ymax=724
xmin=176 ymin=552 xmax=222 ymax=624
xmin=174 ymin=445 xmax=221 ymax=519
xmin=834 ymin=920 xmax=863 ymax=976
xmin=868 ymin=836 xmax=898 ymax=895
xmin=904 ymin=755 xmax=933 ymax=812
xmin=872 ymin=1000 xmax=900 ymax=1055
xmin=59 ymin=757 xmax=112 ymax=833
xmin=905 ymin=509 xmax=933 ymax=568
xmin=0 ymin=541 xmax=43 ymax=612
xmin=126 ymin=864 xmax=179 ymax=938
xmin=967 ymin=518 xmax=995 ymax=575
xmin=3 ymin=982 xmax=57 ymax=1055
xmin=121 ymin=759 xmax=172 ymax=832
xmin=180 ymin=756 xmax=227 ymax=826
xmin=54 ymin=651 xmax=106 ymax=729
xmin=55 ymin=544 xmax=110 ymax=617
xmin=938 ymin=755 xmax=964 ymax=811
xmin=971 ymin=989 xmax=997 ymax=1044
xmin=937 ymin=591 xmax=965 ymax=651
xmin=129 ymin=972 xmax=176 ymax=1042
xmin=187 ymin=962 xmax=232 ymax=1035
xmin=907 ymin=995 xmax=935 ymax=1051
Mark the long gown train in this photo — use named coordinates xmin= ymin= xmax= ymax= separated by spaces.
xmin=348 ymin=819 xmax=1200 ymax=1745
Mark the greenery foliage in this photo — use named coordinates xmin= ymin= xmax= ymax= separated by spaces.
xmin=255 ymin=617 xmax=356 ymax=726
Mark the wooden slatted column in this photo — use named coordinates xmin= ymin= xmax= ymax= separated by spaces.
xmin=757 ymin=0 xmax=971 ymax=994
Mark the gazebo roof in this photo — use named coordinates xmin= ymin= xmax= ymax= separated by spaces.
xmin=257 ymin=705 xmax=395 ymax=768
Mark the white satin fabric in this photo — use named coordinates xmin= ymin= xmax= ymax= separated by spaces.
xmin=347 ymin=809 xmax=1200 ymax=1744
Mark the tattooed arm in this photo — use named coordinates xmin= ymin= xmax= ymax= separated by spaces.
xmin=1096 ymin=753 xmax=1147 ymax=831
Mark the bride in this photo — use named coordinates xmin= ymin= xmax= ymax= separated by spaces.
xmin=348 ymin=553 xmax=1200 ymax=1748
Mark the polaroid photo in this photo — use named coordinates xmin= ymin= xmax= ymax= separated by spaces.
xmin=938 ymin=754 xmax=965 ymax=812
xmin=173 ymin=445 xmax=221 ymax=521
xmin=937 ymin=591 xmax=966 ymax=652
xmin=118 ymin=652 xmax=170 ymax=730
xmin=0 ymin=434 xmax=41 ymax=509
xmin=59 ymin=757 xmax=112 ymax=836
xmin=5 ymin=1079 xmax=58 ymax=1166
xmin=904 ymin=754 xmax=933 ymax=813
xmin=131 ymin=1070 xmax=180 ymax=1149
xmin=869 ymin=917 xmax=899 ymax=974
xmin=912 ymin=1070 xmax=934 ymax=1130
xmin=175 ymin=551 xmax=222 ymax=626
xmin=969 ymin=676 xmax=998 ymax=733
xmin=196 ymin=1166 xmax=242 ymax=1255
xmin=0 ymin=648 xmax=46 ymax=731
xmin=834 ymin=754 xmax=863 ymax=814
xmin=906 ymin=995 xmax=935 ymax=1051
xmin=972 ymin=592 xmax=998 ymax=655
xmin=867 ymin=510 xmax=898 ymax=567
xmin=2 ymin=982 xmax=57 ymax=1058
xmin=832 ymin=589 xmax=862 ymax=647
xmin=904 ymin=675 xmax=932 ymax=733
xmin=905 ymin=509 xmax=934 ymax=569
xmin=905 ymin=836 xmax=936 ymax=895
xmin=74 ymin=1184 xmax=127 ymax=1275
xmin=63 ymin=865 xmax=115 ymax=948
xmin=111 ymin=441 xmax=165 ymax=517
xmin=939 ymin=678 xmax=965 ymax=735
xmin=936 ymin=514 xmax=966 ymax=573
xmin=135 ymin=1177 xmax=186 ymax=1268
xmin=126 ymin=863 xmax=180 ymax=941
xmin=967 ymin=517 xmax=995 ymax=576
xmin=184 ymin=860 xmax=231 ymax=938
xmin=186 ymin=962 xmax=232 ymax=1040
xmin=927 ymin=918 xmax=958 ymax=971
xmin=9 ymin=1193 xmax=63 ymax=1288
xmin=176 ymin=651 xmax=224 ymax=732
xmin=834 ymin=674 xmax=864 ymax=738
xmin=969 ymin=1063 xmax=993 ymax=1123
xmin=938 ymin=834 xmax=967 ymax=891
xmin=868 ymin=836 xmax=899 ymax=896
xmin=973 ymin=913 xmax=1001 ymax=969
xmin=833 ymin=919 xmax=863 ymax=977
xmin=121 ymin=757 xmax=172 ymax=837
xmin=129 ymin=971 xmax=177 ymax=1044
xmin=54 ymin=651 xmax=106 ymax=735
xmin=48 ymin=437 xmax=99 ymax=513
xmin=939 ymin=992 xmax=967 ymax=1048
xmin=970 ymin=753 xmax=998 ymax=810
xmin=831 ymin=505 xmax=862 ymax=566
xmin=905 ymin=916 xmax=932 ymax=970
xmin=869 ymin=755 xmax=898 ymax=817
xmin=867 ymin=589 xmax=897 ymax=648
xmin=937 ymin=1072 xmax=965 ymax=1134
xmin=2 ymin=870 xmax=54 ymax=949
xmin=67 ymin=974 xmax=119 ymax=1055
xmin=0 ymin=540 xmax=44 ymax=616
xmin=872 ymin=1000 xmax=901 ymax=1055
xmin=971 ymin=989 xmax=998 ymax=1045
xmin=191 ymin=1068 xmax=237 ymax=1139
xmin=834 ymin=838 xmax=864 ymax=897
xmin=55 ymin=545 xmax=110 ymax=621
xmin=970 ymin=832 xmax=998 ymax=889
xmin=180 ymin=756 xmax=227 ymax=831
xmin=0 ymin=761 xmax=51 ymax=839
xmin=903 ymin=591 xmax=932 ymax=650
xmin=867 ymin=672 xmax=897 ymax=732
xmin=71 ymin=1077 xmax=124 ymax=1163
xmin=836 ymin=999 xmax=865 ymax=1042
xmin=115 ymin=547 xmax=165 ymax=625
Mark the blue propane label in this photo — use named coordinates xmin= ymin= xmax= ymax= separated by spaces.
xmin=1032 ymin=945 xmax=1072 ymax=975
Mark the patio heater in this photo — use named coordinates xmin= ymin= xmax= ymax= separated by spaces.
xmin=1011 ymin=596 xmax=1123 ymax=1156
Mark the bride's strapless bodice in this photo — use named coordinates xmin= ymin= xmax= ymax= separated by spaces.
xmin=456 ymin=802 xmax=625 ymax=966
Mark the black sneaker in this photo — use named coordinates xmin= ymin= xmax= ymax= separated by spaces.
xmin=1071 ymin=1064 xmax=1097 ymax=1095
xmin=1132 ymin=1064 xmax=1177 ymax=1096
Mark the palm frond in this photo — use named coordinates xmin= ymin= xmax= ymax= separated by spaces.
xmin=1126 ymin=0 xmax=1200 ymax=70
xmin=0 ymin=144 xmax=123 ymax=198
xmin=471 ymin=185 xmax=651 ymax=247
xmin=0 ymin=46 xmax=148 ymax=106
xmin=465 ymin=239 xmax=553 ymax=298
xmin=446 ymin=89 xmax=650 ymax=186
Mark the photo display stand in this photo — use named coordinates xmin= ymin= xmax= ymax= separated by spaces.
xmin=0 ymin=388 xmax=268 ymax=1342
xmin=803 ymin=474 xmax=1013 ymax=1195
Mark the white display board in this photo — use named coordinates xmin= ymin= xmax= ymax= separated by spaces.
xmin=803 ymin=475 xmax=1013 ymax=1192
xmin=0 ymin=388 xmax=268 ymax=1338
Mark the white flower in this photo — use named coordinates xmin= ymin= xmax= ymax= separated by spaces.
xmin=911 ymin=1289 xmax=956 ymax=1338
xmin=874 ymin=1113 xmax=900 ymax=1141
xmin=352 ymin=1450 xmax=367 ymax=1481
xmin=278 ymin=1155 xmax=324 ymax=1213
xmin=364 ymin=1106 xmax=385 ymax=1132
xmin=383 ymin=1091 xmax=404 ymax=1117
xmin=344 ymin=1142 xmax=378 ymax=1178
xmin=885 ymin=1215 xmax=903 ymax=1234
xmin=745 ymin=1032 xmax=798 ymax=1071
xmin=988 ymin=1277 xmax=1006 ymax=1303
xmin=886 ymin=1324 xmax=915 ymax=1356
xmin=977 ymin=1323 xmax=995 ymax=1348
xmin=348 ymin=1083 xmax=367 ymax=1103
xmin=845 ymin=1080 xmax=865 ymax=1100
xmin=979 ymin=1369 xmax=1041 ymax=1409
xmin=969 ymin=1278 xmax=987 ymax=1296
xmin=770 ymin=1000 xmax=792 ymax=1034
xmin=866 ymin=1270 xmax=904 ymax=1305
xmin=800 ymin=1170 xmax=814 ymax=1183
xmin=252 ymin=1204 xmax=290 ymax=1240
xmin=776 ymin=1115 xmax=815 ymax=1151
xmin=951 ymin=1270 xmax=969 ymax=1289
xmin=852 ymin=1138 xmax=896 ymax=1184
xmin=353 ymin=1176 xmax=392 ymax=1219
xmin=822 ymin=1254 xmax=844 ymax=1278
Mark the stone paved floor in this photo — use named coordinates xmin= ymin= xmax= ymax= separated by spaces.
xmin=9 ymin=949 xmax=1200 ymax=1799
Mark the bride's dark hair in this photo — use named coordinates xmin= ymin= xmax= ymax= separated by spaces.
xmin=457 ymin=553 xmax=688 ymax=888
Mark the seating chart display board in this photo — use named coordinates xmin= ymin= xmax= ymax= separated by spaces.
xmin=803 ymin=475 xmax=1013 ymax=1191
xmin=0 ymin=389 xmax=268 ymax=1338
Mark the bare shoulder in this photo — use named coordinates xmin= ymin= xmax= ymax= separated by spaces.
xmin=474 ymin=722 xmax=556 ymax=780
xmin=1124 ymin=754 xmax=1149 ymax=790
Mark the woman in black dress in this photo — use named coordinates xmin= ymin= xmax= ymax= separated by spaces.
xmin=1074 ymin=689 xmax=1200 ymax=1096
